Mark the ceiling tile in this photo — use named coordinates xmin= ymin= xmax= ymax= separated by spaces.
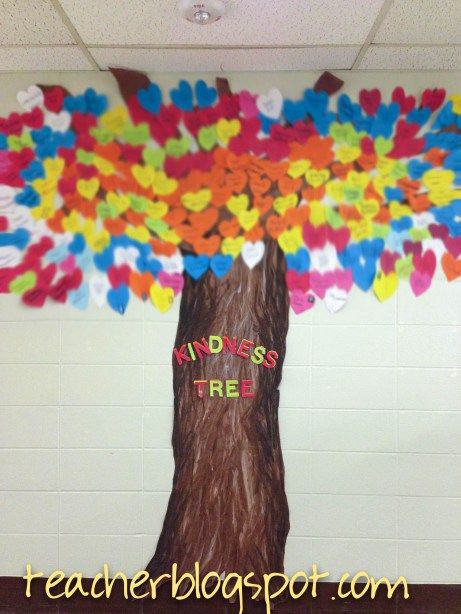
xmin=359 ymin=46 xmax=461 ymax=70
xmin=90 ymin=46 xmax=360 ymax=72
xmin=0 ymin=0 xmax=74 ymax=44
xmin=374 ymin=0 xmax=461 ymax=44
xmin=0 ymin=46 xmax=94 ymax=71
xmin=60 ymin=0 xmax=384 ymax=46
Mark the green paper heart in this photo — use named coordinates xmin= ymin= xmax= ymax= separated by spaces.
xmin=90 ymin=127 xmax=114 ymax=144
xmin=165 ymin=136 xmax=190 ymax=158
xmin=390 ymin=161 xmax=408 ymax=181
xmin=325 ymin=207 xmax=344 ymax=229
xmin=396 ymin=255 xmax=414 ymax=280
xmin=372 ymin=224 xmax=390 ymax=239
xmin=96 ymin=202 xmax=118 ymax=219
xmin=410 ymin=227 xmax=430 ymax=242
xmin=329 ymin=122 xmax=353 ymax=144
xmin=343 ymin=185 xmax=364 ymax=204
xmin=76 ymin=149 xmax=95 ymax=165
xmin=198 ymin=126 xmax=218 ymax=151
xmin=9 ymin=271 xmax=37 ymax=295
xmin=122 ymin=122 xmax=150 ymax=146
xmin=374 ymin=136 xmax=393 ymax=156
xmin=145 ymin=218 xmax=168 ymax=234
xmin=142 ymin=147 xmax=166 ymax=169
xmin=345 ymin=129 xmax=366 ymax=148
xmin=7 ymin=133 xmax=33 ymax=152
xmin=129 ymin=194 xmax=148 ymax=213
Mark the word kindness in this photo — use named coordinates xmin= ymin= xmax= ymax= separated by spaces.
xmin=173 ymin=335 xmax=279 ymax=399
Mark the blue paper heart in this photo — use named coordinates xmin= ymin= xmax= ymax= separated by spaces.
xmin=31 ymin=126 xmax=52 ymax=144
xmin=20 ymin=160 xmax=45 ymax=181
xmin=170 ymin=80 xmax=194 ymax=111
xmin=0 ymin=228 xmax=30 ymax=250
xmin=69 ymin=233 xmax=86 ymax=254
xmin=304 ymin=89 xmax=328 ymax=118
xmin=63 ymin=94 xmax=86 ymax=114
xmin=107 ymin=283 xmax=130 ymax=315
xmin=285 ymin=248 xmax=310 ymax=273
xmin=259 ymin=114 xmax=278 ymax=134
xmin=313 ymin=110 xmax=336 ymax=136
xmin=384 ymin=186 xmax=404 ymax=202
xmin=407 ymin=107 xmax=431 ymax=126
xmin=0 ymin=134 xmax=7 ymax=149
xmin=210 ymin=254 xmax=232 ymax=278
xmin=352 ymin=260 xmax=376 ymax=291
xmin=184 ymin=254 xmax=210 ymax=280
xmin=69 ymin=282 xmax=90 ymax=311
xmin=444 ymin=150 xmax=461 ymax=172
xmin=146 ymin=258 xmax=163 ymax=277
xmin=45 ymin=243 xmax=68 ymax=264
xmin=391 ymin=217 xmax=413 ymax=233
xmin=84 ymin=88 xmax=108 ymax=116
xmin=338 ymin=243 xmax=361 ymax=269
xmin=138 ymin=83 xmax=162 ymax=114
xmin=361 ymin=238 xmax=384 ymax=261
xmin=56 ymin=130 xmax=75 ymax=149
xmin=195 ymin=80 xmax=217 ymax=109
xmin=408 ymin=159 xmax=432 ymax=180
xmin=15 ymin=186 xmax=40 ymax=208
xmin=76 ymin=248 xmax=93 ymax=273
xmin=94 ymin=247 xmax=114 ymax=272
xmin=338 ymin=94 xmax=361 ymax=124
xmin=283 ymin=99 xmax=307 ymax=125
xmin=36 ymin=140 xmax=58 ymax=159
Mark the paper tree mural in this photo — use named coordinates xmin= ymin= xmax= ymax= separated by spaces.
xmin=1 ymin=68 xmax=460 ymax=583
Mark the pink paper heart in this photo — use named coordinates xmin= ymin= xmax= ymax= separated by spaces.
xmin=158 ymin=271 xmax=184 ymax=295
xmin=413 ymin=250 xmax=436 ymax=278
xmin=310 ymin=271 xmax=334 ymax=299
xmin=290 ymin=290 xmax=315 ymax=314
xmin=327 ymin=226 xmax=350 ymax=252
xmin=410 ymin=270 xmax=432 ymax=297
xmin=239 ymin=90 xmax=258 ymax=118
xmin=60 ymin=254 xmax=76 ymax=274
xmin=334 ymin=268 xmax=353 ymax=292
xmin=380 ymin=251 xmax=399 ymax=274
xmin=303 ymin=223 xmax=327 ymax=250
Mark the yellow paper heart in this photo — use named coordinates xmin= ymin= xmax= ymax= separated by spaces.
xmin=373 ymin=176 xmax=394 ymax=197
xmin=132 ymin=164 xmax=155 ymax=189
xmin=85 ymin=227 xmax=110 ymax=253
xmin=227 ymin=194 xmax=249 ymax=215
xmin=146 ymin=200 xmax=168 ymax=220
xmin=181 ymin=189 xmax=212 ymax=212
xmin=358 ymin=199 xmax=380 ymax=218
xmin=376 ymin=157 xmax=395 ymax=177
xmin=152 ymin=171 xmax=178 ymax=196
xmin=288 ymin=159 xmax=310 ymax=179
xmin=216 ymin=118 xmax=241 ymax=144
xmin=100 ymin=106 xmax=128 ymax=134
xmin=348 ymin=218 xmax=372 ymax=242
xmin=158 ymin=228 xmax=181 ymax=245
xmin=107 ymin=192 xmax=130 ymax=214
xmin=373 ymin=271 xmax=398 ymax=302
xmin=325 ymin=181 xmax=344 ymax=203
xmin=77 ymin=178 xmax=100 ymax=200
xmin=126 ymin=225 xmax=151 ymax=244
xmin=305 ymin=169 xmax=330 ymax=188
xmin=309 ymin=200 xmax=327 ymax=226
xmin=62 ymin=210 xmax=82 ymax=234
xmin=93 ymin=156 xmax=115 ymax=176
xmin=389 ymin=201 xmax=411 ymax=220
xmin=33 ymin=177 xmax=57 ymax=199
xmin=422 ymin=169 xmax=454 ymax=191
xmin=150 ymin=283 xmax=174 ymax=313
xmin=31 ymin=201 xmax=54 ymax=220
xmin=346 ymin=171 xmax=369 ymax=189
xmin=449 ymin=94 xmax=461 ymax=114
xmin=238 ymin=209 xmax=259 ymax=231
xmin=273 ymin=193 xmax=298 ymax=215
xmin=221 ymin=236 xmax=245 ymax=258
xmin=336 ymin=145 xmax=361 ymax=165
xmin=428 ymin=187 xmax=458 ymax=207
xmin=43 ymin=157 xmax=65 ymax=178
xmin=277 ymin=227 xmax=302 ymax=254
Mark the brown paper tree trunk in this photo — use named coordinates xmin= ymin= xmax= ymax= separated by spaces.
xmin=145 ymin=239 xmax=290 ymax=581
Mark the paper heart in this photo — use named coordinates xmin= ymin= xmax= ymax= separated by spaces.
xmin=69 ymin=282 xmax=90 ymax=311
xmin=158 ymin=253 xmax=184 ymax=274
xmin=22 ymin=287 xmax=47 ymax=308
xmin=441 ymin=252 xmax=461 ymax=281
xmin=239 ymin=90 xmax=258 ymax=118
xmin=60 ymin=254 xmax=76 ymax=274
xmin=132 ymin=164 xmax=155 ymax=189
xmin=290 ymin=289 xmax=315 ymax=314
xmin=409 ymin=270 xmax=432 ymax=296
xmin=137 ymin=83 xmax=162 ymax=113
xmin=183 ymin=254 xmax=210 ymax=280
xmin=238 ymin=209 xmax=259 ymax=231
xmin=108 ymin=264 xmax=131 ymax=288
xmin=165 ymin=136 xmax=190 ymax=158
xmin=352 ymin=260 xmax=376 ymax=291
xmin=210 ymin=254 xmax=233 ymax=278
xmin=421 ymin=88 xmax=446 ymax=112
xmin=310 ymin=271 xmax=335 ymax=299
xmin=107 ymin=283 xmax=130 ymax=314
xmin=227 ymin=194 xmax=249 ymax=216
xmin=89 ymin=274 xmax=110 ymax=308
xmin=256 ymin=88 xmax=283 ymax=120
xmin=158 ymin=271 xmax=184 ymax=295
xmin=241 ymin=240 xmax=264 ymax=269
xmin=413 ymin=250 xmax=436 ymax=278
xmin=374 ymin=136 xmax=393 ymax=156
xmin=359 ymin=89 xmax=381 ymax=115
xmin=198 ymin=125 xmax=218 ymax=151
xmin=150 ymin=282 xmax=174 ymax=313
xmin=195 ymin=80 xmax=217 ymax=109
xmin=142 ymin=147 xmax=166 ymax=169
xmin=285 ymin=248 xmax=310 ymax=273
xmin=373 ymin=271 xmax=398 ymax=302
xmin=170 ymin=80 xmax=194 ymax=111
xmin=324 ymin=286 xmax=348 ymax=314
xmin=17 ymin=85 xmax=44 ymax=111
xmin=391 ymin=87 xmax=415 ymax=114
xmin=334 ymin=268 xmax=353 ymax=292
xmin=45 ymin=111 xmax=71 ymax=133
xmin=49 ymin=276 xmax=71 ymax=303
xmin=286 ymin=270 xmax=310 ymax=293
xmin=303 ymin=223 xmax=327 ymax=251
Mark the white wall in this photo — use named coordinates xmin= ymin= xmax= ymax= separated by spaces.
xmin=0 ymin=70 xmax=460 ymax=584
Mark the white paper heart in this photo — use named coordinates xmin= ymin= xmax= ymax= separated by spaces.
xmin=256 ymin=88 xmax=283 ymax=120
xmin=89 ymin=274 xmax=110 ymax=309
xmin=325 ymin=286 xmax=348 ymax=314
xmin=45 ymin=110 xmax=71 ymax=133
xmin=114 ymin=246 xmax=139 ymax=267
xmin=0 ymin=246 xmax=22 ymax=268
xmin=158 ymin=253 xmax=184 ymax=275
xmin=0 ymin=185 xmax=16 ymax=210
xmin=310 ymin=244 xmax=338 ymax=273
xmin=7 ymin=207 xmax=33 ymax=230
xmin=17 ymin=85 xmax=44 ymax=111
xmin=241 ymin=240 xmax=265 ymax=269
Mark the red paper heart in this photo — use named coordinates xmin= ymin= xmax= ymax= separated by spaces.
xmin=285 ymin=270 xmax=310 ymax=293
xmin=359 ymin=88 xmax=381 ymax=115
xmin=303 ymin=223 xmax=327 ymax=250
xmin=43 ymin=86 xmax=65 ymax=113
xmin=391 ymin=86 xmax=416 ymax=114
xmin=421 ymin=88 xmax=446 ymax=112
xmin=327 ymin=226 xmax=350 ymax=252
xmin=108 ymin=264 xmax=131 ymax=288
xmin=413 ymin=250 xmax=436 ymax=278
xmin=22 ymin=107 xmax=44 ymax=129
